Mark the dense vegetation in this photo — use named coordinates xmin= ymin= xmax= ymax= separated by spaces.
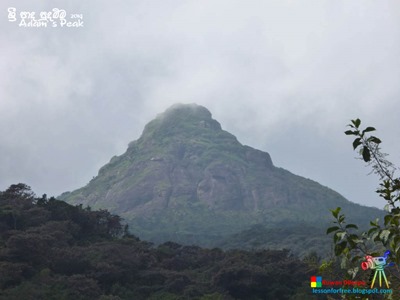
xmin=0 ymin=183 xmax=319 ymax=299
xmin=218 ymin=224 xmax=333 ymax=258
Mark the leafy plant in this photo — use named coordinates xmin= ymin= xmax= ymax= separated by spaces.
xmin=327 ymin=118 xmax=400 ymax=296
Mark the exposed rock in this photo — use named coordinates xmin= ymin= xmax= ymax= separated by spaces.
xmin=60 ymin=103 xmax=384 ymax=246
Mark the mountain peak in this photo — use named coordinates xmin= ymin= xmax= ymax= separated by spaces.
xmin=140 ymin=103 xmax=222 ymax=141
xmin=60 ymin=104 xmax=382 ymax=247
xmin=161 ymin=103 xmax=213 ymax=120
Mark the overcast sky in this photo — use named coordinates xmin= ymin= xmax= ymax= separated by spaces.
xmin=1 ymin=0 xmax=399 ymax=209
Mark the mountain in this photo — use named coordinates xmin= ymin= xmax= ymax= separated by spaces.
xmin=59 ymin=103 xmax=383 ymax=253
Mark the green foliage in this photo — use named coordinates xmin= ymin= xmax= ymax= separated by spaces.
xmin=218 ymin=224 xmax=333 ymax=258
xmin=0 ymin=184 xmax=316 ymax=299
xmin=327 ymin=119 xmax=400 ymax=298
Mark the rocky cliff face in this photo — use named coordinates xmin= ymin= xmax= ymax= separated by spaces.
xmin=60 ymin=103 xmax=383 ymax=246
xmin=62 ymin=104 xmax=276 ymax=212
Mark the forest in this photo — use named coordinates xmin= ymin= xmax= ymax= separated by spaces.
xmin=0 ymin=183 xmax=318 ymax=300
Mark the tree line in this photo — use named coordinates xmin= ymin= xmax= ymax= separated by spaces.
xmin=0 ymin=183 xmax=317 ymax=300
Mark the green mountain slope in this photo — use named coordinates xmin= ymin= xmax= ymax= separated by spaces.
xmin=59 ymin=103 xmax=383 ymax=252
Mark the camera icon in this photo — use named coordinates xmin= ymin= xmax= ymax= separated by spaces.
xmin=361 ymin=250 xmax=392 ymax=288
xmin=361 ymin=255 xmax=387 ymax=270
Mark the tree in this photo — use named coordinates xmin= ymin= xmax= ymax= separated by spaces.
xmin=0 ymin=183 xmax=35 ymax=230
xmin=327 ymin=118 xmax=400 ymax=296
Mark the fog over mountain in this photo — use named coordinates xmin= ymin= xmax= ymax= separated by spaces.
xmin=1 ymin=0 xmax=399 ymax=208
xmin=59 ymin=103 xmax=384 ymax=250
